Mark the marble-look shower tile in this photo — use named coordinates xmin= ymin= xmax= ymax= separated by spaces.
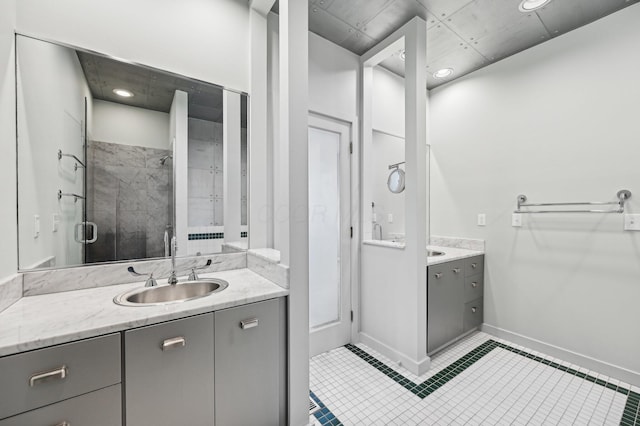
xmin=0 ymin=274 xmax=22 ymax=314
xmin=115 ymin=166 xmax=147 ymax=192
xmin=189 ymin=198 xmax=215 ymax=227
xmin=92 ymin=165 xmax=118 ymax=212
xmin=91 ymin=140 xmax=118 ymax=166
xmin=147 ymin=169 xmax=171 ymax=192
xmin=23 ymin=253 xmax=247 ymax=296
xmin=116 ymin=144 xmax=146 ymax=168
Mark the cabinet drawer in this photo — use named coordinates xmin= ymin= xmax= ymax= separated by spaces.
xmin=465 ymin=256 xmax=484 ymax=277
xmin=0 ymin=384 xmax=121 ymax=426
xmin=464 ymin=274 xmax=484 ymax=303
xmin=429 ymin=259 xmax=465 ymax=280
xmin=463 ymin=298 xmax=483 ymax=332
xmin=124 ymin=313 xmax=214 ymax=426
xmin=0 ymin=333 xmax=121 ymax=420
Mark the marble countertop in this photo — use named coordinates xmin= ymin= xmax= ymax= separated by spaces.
xmin=0 ymin=268 xmax=288 ymax=357
xmin=427 ymin=245 xmax=484 ymax=266
xmin=362 ymin=240 xmax=484 ymax=265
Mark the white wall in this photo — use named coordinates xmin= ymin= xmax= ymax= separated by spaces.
xmin=17 ymin=35 xmax=92 ymax=269
xmin=0 ymin=0 xmax=16 ymax=279
xmin=92 ymin=100 xmax=169 ymax=149
xmin=171 ymin=91 xmax=189 ymax=257
xmin=429 ymin=4 xmax=640 ymax=381
xmin=373 ymin=66 xmax=405 ymax=138
xmin=15 ymin=0 xmax=250 ymax=92
xmin=371 ymin=131 xmax=405 ymax=240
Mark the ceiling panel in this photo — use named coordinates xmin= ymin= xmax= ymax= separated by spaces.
xmin=445 ymin=0 xmax=550 ymax=61
xmin=362 ymin=0 xmax=438 ymax=40
xmin=341 ymin=29 xmax=378 ymax=55
xmin=417 ymin=0 xmax=474 ymax=18
xmin=536 ymin=0 xmax=640 ymax=36
xmin=309 ymin=6 xmax=357 ymax=46
xmin=325 ymin=0 xmax=395 ymax=29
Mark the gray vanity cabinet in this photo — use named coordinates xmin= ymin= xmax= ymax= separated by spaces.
xmin=124 ymin=313 xmax=215 ymax=426
xmin=214 ymin=298 xmax=287 ymax=426
xmin=427 ymin=255 xmax=484 ymax=354
xmin=427 ymin=260 xmax=465 ymax=353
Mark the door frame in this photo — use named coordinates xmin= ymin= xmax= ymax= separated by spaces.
xmin=308 ymin=112 xmax=357 ymax=356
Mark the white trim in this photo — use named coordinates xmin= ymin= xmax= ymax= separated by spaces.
xmin=359 ymin=332 xmax=431 ymax=375
xmin=482 ymin=323 xmax=640 ymax=387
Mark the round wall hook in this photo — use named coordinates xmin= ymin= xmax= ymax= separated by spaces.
xmin=617 ymin=189 xmax=631 ymax=201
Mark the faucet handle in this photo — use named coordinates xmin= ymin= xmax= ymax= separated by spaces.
xmin=187 ymin=259 xmax=212 ymax=281
xmin=127 ymin=266 xmax=158 ymax=287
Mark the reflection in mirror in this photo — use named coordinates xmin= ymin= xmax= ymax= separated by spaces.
xmin=16 ymin=35 xmax=248 ymax=271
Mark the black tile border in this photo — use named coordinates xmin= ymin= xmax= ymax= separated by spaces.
xmin=187 ymin=232 xmax=224 ymax=240
xmin=345 ymin=340 xmax=640 ymax=425
xmin=310 ymin=390 xmax=343 ymax=426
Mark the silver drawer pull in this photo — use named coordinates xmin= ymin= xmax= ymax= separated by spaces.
xmin=162 ymin=336 xmax=186 ymax=351
xmin=471 ymin=307 xmax=478 ymax=313
xmin=452 ymin=268 xmax=461 ymax=274
xmin=434 ymin=273 xmax=443 ymax=279
xmin=29 ymin=365 xmax=68 ymax=387
xmin=240 ymin=318 xmax=259 ymax=330
xmin=471 ymin=282 xmax=478 ymax=288
xmin=471 ymin=263 xmax=478 ymax=269
xmin=55 ymin=422 xmax=71 ymax=426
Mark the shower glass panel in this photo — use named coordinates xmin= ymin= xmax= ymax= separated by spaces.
xmin=309 ymin=127 xmax=341 ymax=329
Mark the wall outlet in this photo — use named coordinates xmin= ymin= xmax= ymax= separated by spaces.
xmin=34 ymin=215 xmax=40 ymax=238
xmin=477 ymin=213 xmax=486 ymax=226
xmin=372 ymin=213 xmax=377 ymax=222
xmin=624 ymin=214 xmax=640 ymax=231
xmin=52 ymin=214 xmax=60 ymax=232
xmin=387 ymin=213 xmax=393 ymax=224
xmin=512 ymin=213 xmax=522 ymax=227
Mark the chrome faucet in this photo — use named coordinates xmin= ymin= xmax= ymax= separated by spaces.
xmin=168 ymin=236 xmax=178 ymax=285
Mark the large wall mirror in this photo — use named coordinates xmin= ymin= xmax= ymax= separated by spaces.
xmin=16 ymin=34 xmax=248 ymax=271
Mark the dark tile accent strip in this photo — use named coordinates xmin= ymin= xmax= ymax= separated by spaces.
xmin=310 ymin=391 xmax=343 ymax=426
xmin=345 ymin=341 xmax=639 ymax=425
xmin=241 ymin=231 xmax=248 ymax=238
xmin=187 ymin=232 xmax=224 ymax=240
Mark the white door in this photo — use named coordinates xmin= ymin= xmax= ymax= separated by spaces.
xmin=308 ymin=115 xmax=352 ymax=357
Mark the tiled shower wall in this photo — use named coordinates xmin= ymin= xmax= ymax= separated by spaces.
xmin=186 ymin=118 xmax=247 ymax=255
xmin=86 ymin=140 xmax=173 ymax=262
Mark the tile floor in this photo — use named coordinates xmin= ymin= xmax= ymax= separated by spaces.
xmin=309 ymin=332 xmax=639 ymax=425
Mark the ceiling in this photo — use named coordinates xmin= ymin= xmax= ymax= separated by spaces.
xmin=272 ymin=0 xmax=639 ymax=89
xmin=77 ymin=51 xmax=247 ymax=126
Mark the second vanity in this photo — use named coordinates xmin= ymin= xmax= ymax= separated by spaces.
xmin=0 ymin=268 xmax=288 ymax=426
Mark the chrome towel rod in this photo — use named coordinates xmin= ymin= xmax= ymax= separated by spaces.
xmin=58 ymin=190 xmax=85 ymax=203
xmin=58 ymin=149 xmax=85 ymax=170
xmin=515 ymin=189 xmax=631 ymax=214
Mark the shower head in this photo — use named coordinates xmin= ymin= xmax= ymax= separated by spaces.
xmin=159 ymin=154 xmax=173 ymax=165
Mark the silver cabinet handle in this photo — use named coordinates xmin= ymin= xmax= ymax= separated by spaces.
xmin=29 ymin=365 xmax=68 ymax=387
xmin=471 ymin=282 xmax=478 ymax=288
xmin=434 ymin=273 xmax=443 ymax=279
xmin=471 ymin=263 xmax=478 ymax=269
xmin=55 ymin=422 xmax=71 ymax=426
xmin=453 ymin=268 xmax=461 ymax=274
xmin=471 ymin=307 xmax=478 ymax=313
xmin=162 ymin=336 xmax=186 ymax=351
xmin=240 ymin=318 xmax=259 ymax=329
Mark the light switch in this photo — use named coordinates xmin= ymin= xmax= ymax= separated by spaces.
xmin=34 ymin=215 xmax=40 ymax=238
xmin=512 ymin=213 xmax=522 ymax=227
xmin=477 ymin=214 xmax=486 ymax=226
xmin=387 ymin=213 xmax=393 ymax=224
xmin=372 ymin=213 xmax=377 ymax=222
xmin=624 ymin=214 xmax=640 ymax=231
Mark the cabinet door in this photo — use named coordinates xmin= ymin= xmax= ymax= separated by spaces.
xmin=125 ymin=313 xmax=214 ymax=426
xmin=427 ymin=261 xmax=464 ymax=353
xmin=215 ymin=298 xmax=286 ymax=426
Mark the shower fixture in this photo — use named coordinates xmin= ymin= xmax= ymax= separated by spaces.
xmin=159 ymin=154 xmax=173 ymax=165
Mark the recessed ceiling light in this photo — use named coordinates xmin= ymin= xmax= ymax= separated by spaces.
xmin=400 ymin=49 xmax=406 ymax=61
xmin=433 ymin=68 xmax=453 ymax=79
xmin=518 ymin=0 xmax=551 ymax=12
xmin=113 ymin=88 xmax=134 ymax=98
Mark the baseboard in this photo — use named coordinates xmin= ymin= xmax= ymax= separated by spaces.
xmin=359 ymin=332 xmax=431 ymax=376
xmin=482 ymin=323 xmax=640 ymax=387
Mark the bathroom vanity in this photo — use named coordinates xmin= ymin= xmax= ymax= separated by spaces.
xmin=0 ymin=269 xmax=288 ymax=426
xmin=427 ymin=254 xmax=485 ymax=354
